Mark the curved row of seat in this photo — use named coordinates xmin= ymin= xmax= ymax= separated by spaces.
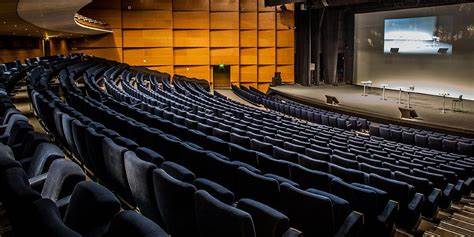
xmin=24 ymin=55 xmax=473 ymax=237
xmin=99 ymin=58 xmax=472 ymax=233
xmin=232 ymin=85 xmax=370 ymax=131
xmin=28 ymin=58 xmax=310 ymax=237
xmin=0 ymin=58 xmax=168 ymax=237
xmin=231 ymin=85 xmax=474 ymax=155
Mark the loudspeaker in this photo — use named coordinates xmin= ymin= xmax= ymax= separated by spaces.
xmin=399 ymin=107 xmax=418 ymax=119
xmin=438 ymin=48 xmax=449 ymax=55
xmin=325 ymin=95 xmax=339 ymax=105
xmin=272 ymin=72 xmax=282 ymax=86
xmin=390 ymin=48 xmax=399 ymax=54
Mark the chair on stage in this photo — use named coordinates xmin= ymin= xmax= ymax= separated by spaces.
xmin=452 ymin=95 xmax=463 ymax=111
xmin=325 ymin=95 xmax=339 ymax=105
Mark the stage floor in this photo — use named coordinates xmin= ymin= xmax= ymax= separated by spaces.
xmin=270 ymin=84 xmax=474 ymax=136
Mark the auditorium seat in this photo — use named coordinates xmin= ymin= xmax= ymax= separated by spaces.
xmin=105 ymin=210 xmax=168 ymax=237
xmin=194 ymin=190 xmax=256 ymax=237
xmin=236 ymin=167 xmax=281 ymax=209
xmin=124 ymin=151 xmax=162 ymax=224
xmin=367 ymin=174 xmax=424 ymax=230
xmin=393 ymin=171 xmax=441 ymax=218
xmin=331 ymin=178 xmax=397 ymax=236
xmin=279 ymin=183 xmax=363 ymax=237
xmin=152 ymin=168 xmax=198 ymax=236
xmin=63 ymin=181 xmax=121 ymax=236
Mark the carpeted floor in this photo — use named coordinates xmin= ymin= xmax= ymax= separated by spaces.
xmin=271 ymin=84 xmax=474 ymax=135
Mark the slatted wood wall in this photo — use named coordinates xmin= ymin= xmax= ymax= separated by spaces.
xmin=73 ymin=0 xmax=295 ymax=91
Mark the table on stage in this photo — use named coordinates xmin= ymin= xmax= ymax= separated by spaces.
xmin=380 ymin=84 xmax=388 ymax=100
xmin=361 ymin=81 xmax=372 ymax=96
xmin=439 ymin=92 xmax=450 ymax=114
xmin=398 ymin=86 xmax=415 ymax=108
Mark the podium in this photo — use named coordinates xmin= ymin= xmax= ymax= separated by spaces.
xmin=399 ymin=107 xmax=418 ymax=119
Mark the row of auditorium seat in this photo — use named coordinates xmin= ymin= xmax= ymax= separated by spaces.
xmin=0 ymin=58 xmax=168 ymax=237
xmin=96 ymin=56 xmax=470 ymax=231
xmin=25 ymin=55 xmax=473 ymax=236
xmin=32 ymin=56 xmax=366 ymax=236
xmin=232 ymin=84 xmax=370 ymax=131
xmin=89 ymin=56 xmax=470 ymax=233
xmin=231 ymin=84 xmax=474 ymax=155
xmin=27 ymin=58 xmax=311 ymax=237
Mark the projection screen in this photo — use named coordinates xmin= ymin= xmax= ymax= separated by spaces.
xmin=354 ymin=3 xmax=474 ymax=99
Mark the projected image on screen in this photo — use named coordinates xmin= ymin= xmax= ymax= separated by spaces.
xmin=384 ymin=16 xmax=453 ymax=55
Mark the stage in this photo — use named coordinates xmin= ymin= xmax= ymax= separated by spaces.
xmin=269 ymin=84 xmax=474 ymax=137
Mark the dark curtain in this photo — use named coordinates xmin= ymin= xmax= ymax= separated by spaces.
xmin=322 ymin=8 xmax=341 ymax=85
xmin=294 ymin=4 xmax=310 ymax=86
xmin=343 ymin=11 xmax=355 ymax=84
xmin=310 ymin=9 xmax=322 ymax=85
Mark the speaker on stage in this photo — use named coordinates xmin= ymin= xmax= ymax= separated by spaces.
xmin=272 ymin=72 xmax=282 ymax=86
xmin=399 ymin=107 xmax=418 ymax=119
xmin=438 ymin=48 xmax=449 ymax=55
xmin=325 ymin=95 xmax=339 ymax=105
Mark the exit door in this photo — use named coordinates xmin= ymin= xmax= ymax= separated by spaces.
xmin=213 ymin=65 xmax=231 ymax=89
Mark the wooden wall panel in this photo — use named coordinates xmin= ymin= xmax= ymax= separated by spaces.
xmin=258 ymin=48 xmax=275 ymax=65
xmin=258 ymin=65 xmax=275 ymax=82
xmin=0 ymin=49 xmax=42 ymax=63
xmin=123 ymin=30 xmax=172 ymax=47
xmin=148 ymin=65 xmax=174 ymax=75
xmin=240 ymin=65 xmax=257 ymax=82
xmin=258 ymin=30 xmax=275 ymax=47
xmin=277 ymin=30 xmax=294 ymax=47
xmin=82 ymin=9 xmax=122 ymax=29
xmin=173 ymin=12 xmax=209 ymax=29
xmin=277 ymin=48 xmax=294 ymax=65
xmin=257 ymin=83 xmax=270 ymax=92
xmin=123 ymin=0 xmax=172 ymax=10
xmin=210 ymin=12 xmax=239 ymax=29
xmin=123 ymin=11 xmax=172 ymax=28
xmin=258 ymin=0 xmax=274 ymax=12
xmin=240 ymin=0 xmax=257 ymax=11
xmin=240 ymin=13 xmax=257 ymax=29
xmin=71 ymin=29 xmax=123 ymax=48
xmin=277 ymin=12 xmax=295 ymax=30
xmin=240 ymin=48 xmax=257 ymax=65
xmin=174 ymin=48 xmax=209 ymax=65
xmin=77 ymin=0 xmax=295 ymax=91
xmin=210 ymin=30 xmax=239 ymax=47
xmin=210 ymin=0 xmax=238 ymax=11
xmin=123 ymin=48 xmax=173 ymax=65
xmin=211 ymin=48 xmax=239 ymax=65
xmin=240 ymin=30 xmax=257 ymax=47
xmin=277 ymin=65 xmax=294 ymax=83
xmin=230 ymin=65 xmax=239 ymax=83
xmin=174 ymin=30 xmax=209 ymax=47
xmin=76 ymin=48 xmax=123 ymax=62
xmin=173 ymin=0 xmax=209 ymax=11
xmin=174 ymin=65 xmax=210 ymax=81
xmin=259 ymin=12 xmax=275 ymax=29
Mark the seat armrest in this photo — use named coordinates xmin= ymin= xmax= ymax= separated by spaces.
xmin=57 ymin=195 xmax=71 ymax=217
xmin=464 ymin=177 xmax=473 ymax=191
xmin=443 ymin=183 xmax=454 ymax=199
xmin=0 ymin=125 xmax=7 ymax=134
xmin=377 ymin=200 xmax=398 ymax=226
xmin=282 ymin=228 xmax=303 ymax=237
xmin=19 ymin=156 xmax=33 ymax=169
xmin=29 ymin=172 xmax=48 ymax=190
xmin=408 ymin=192 xmax=424 ymax=213
xmin=428 ymin=188 xmax=441 ymax=205
xmin=334 ymin=211 xmax=364 ymax=237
